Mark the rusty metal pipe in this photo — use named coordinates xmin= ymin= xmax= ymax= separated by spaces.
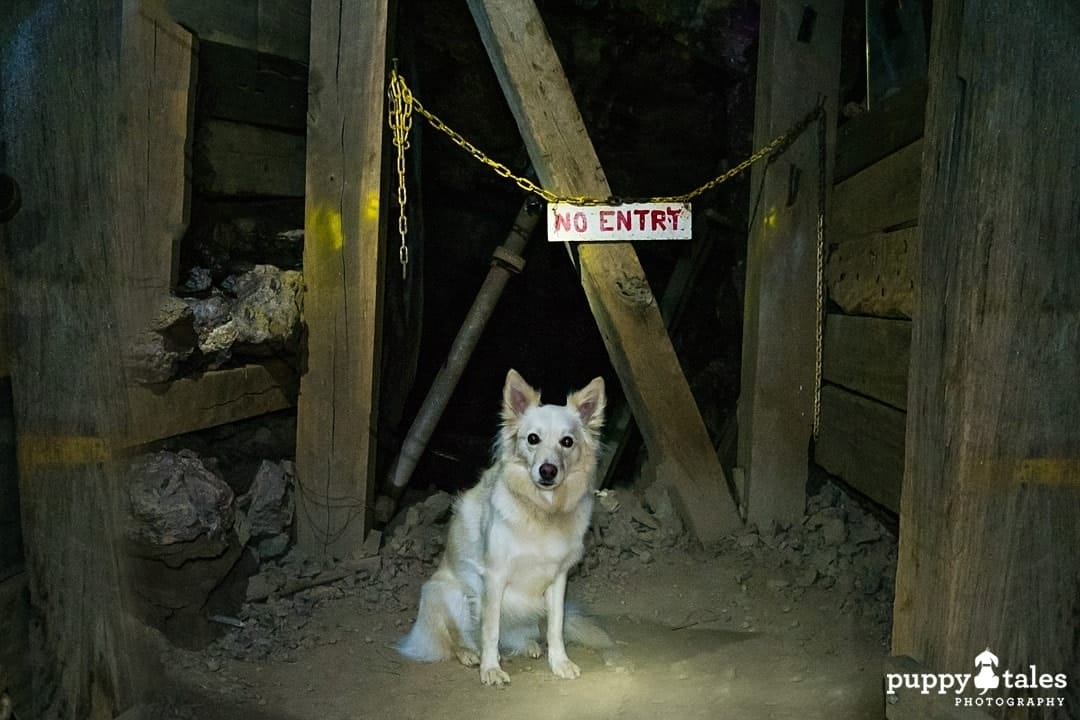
xmin=377 ymin=197 xmax=542 ymax=520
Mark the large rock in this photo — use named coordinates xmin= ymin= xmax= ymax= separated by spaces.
xmin=240 ymin=460 xmax=295 ymax=540
xmin=127 ymin=450 xmax=235 ymax=563
xmin=220 ymin=264 xmax=303 ymax=354
xmin=125 ymin=450 xmax=250 ymax=649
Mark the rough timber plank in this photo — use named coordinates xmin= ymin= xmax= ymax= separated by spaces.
xmin=1 ymin=0 xmax=153 ymax=714
xmin=126 ymin=361 xmax=297 ymax=446
xmin=195 ymin=118 xmax=305 ymax=197
xmin=295 ymin=0 xmax=388 ymax=557
xmin=825 ymin=225 xmax=916 ymax=319
xmin=834 ymin=80 xmax=926 ymax=183
xmin=123 ymin=5 xmax=196 ymax=330
xmin=814 ymin=385 xmax=905 ymax=512
xmin=738 ymin=0 xmax=842 ymax=528
xmin=831 ymin=140 xmax=922 ymax=241
xmin=467 ymin=0 xmax=740 ymax=542
xmin=892 ymin=0 xmax=1080 ymax=700
xmin=822 ymin=314 xmax=911 ymax=410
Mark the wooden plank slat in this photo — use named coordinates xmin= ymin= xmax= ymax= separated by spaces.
xmin=124 ymin=5 xmax=196 ymax=330
xmin=295 ymin=0 xmax=388 ymax=557
xmin=195 ymin=119 xmax=305 ymax=197
xmin=257 ymin=0 xmax=310 ymax=64
xmin=826 ymin=225 xmax=916 ymax=319
xmin=165 ymin=0 xmax=310 ymax=64
xmin=126 ymin=361 xmax=297 ymax=446
xmin=814 ymin=384 xmax=904 ymax=512
xmin=738 ymin=0 xmax=843 ymax=527
xmin=831 ymin=140 xmax=923 ymax=241
xmin=834 ymin=80 xmax=926 ymax=183
xmin=822 ymin=314 xmax=911 ymax=410
xmin=892 ymin=0 xmax=1080 ymax=689
xmin=197 ymin=41 xmax=308 ymax=131
xmin=467 ymin=0 xmax=740 ymax=541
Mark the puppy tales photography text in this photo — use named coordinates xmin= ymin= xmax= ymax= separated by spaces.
xmin=1 ymin=0 xmax=1078 ymax=719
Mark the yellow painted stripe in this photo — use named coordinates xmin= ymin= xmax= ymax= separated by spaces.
xmin=17 ymin=434 xmax=113 ymax=470
xmin=1014 ymin=458 xmax=1080 ymax=487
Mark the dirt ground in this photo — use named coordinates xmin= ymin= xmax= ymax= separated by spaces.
xmin=153 ymin=481 xmax=896 ymax=720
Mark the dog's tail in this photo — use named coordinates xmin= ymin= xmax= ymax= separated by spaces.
xmin=564 ymin=612 xmax=614 ymax=649
xmin=395 ymin=619 xmax=450 ymax=663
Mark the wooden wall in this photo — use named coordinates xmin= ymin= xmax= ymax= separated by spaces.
xmin=814 ymin=83 xmax=925 ymax=513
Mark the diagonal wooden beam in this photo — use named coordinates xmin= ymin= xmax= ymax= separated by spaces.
xmin=466 ymin=0 xmax=741 ymax=542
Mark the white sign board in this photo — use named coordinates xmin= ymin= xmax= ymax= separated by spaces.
xmin=547 ymin=202 xmax=692 ymax=243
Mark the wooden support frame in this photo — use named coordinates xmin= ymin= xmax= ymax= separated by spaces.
xmin=294 ymin=0 xmax=389 ymax=557
xmin=115 ymin=6 xmax=299 ymax=447
xmin=467 ymin=0 xmax=740 ymax=542
xmin=738 ymin=0 xmax=841 ymax=528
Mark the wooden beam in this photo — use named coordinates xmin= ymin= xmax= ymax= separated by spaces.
xmin=814 ymin=384 xmax=905 ymax=512
xmin=196 ymin=41 xmax=308 ymax=132
xmin=295 ymin=0 xmax=388 ymax=557
xmin=892 ymin=0 xmax=1080 ymax=696
xmin=2 ymin=0 xmax=158 ymax=714
xmin=467 ymin=0 xmax=740 ymax=542
xmin=825 ymin=225 xmax=916 ymax=319
xmin=126 ymin=361 xmax=297 ymax=446
xmin=831 ymin=140 xmax=922 ymax=241
xmin=195 ymin=119 xmax=305 ymax=197
xmin=738 ymin=0 xmax=842 ymax=528
xmin=822 ymin=314 xmax=911 ymax=410
xmin=164 ymin=0 xmax=310 ymax=64
xmin=123 ymin=3 xmax=196 ymax=329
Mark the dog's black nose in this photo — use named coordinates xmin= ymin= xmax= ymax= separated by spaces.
xmin=539 ymin=463 xmax=558 ymax=484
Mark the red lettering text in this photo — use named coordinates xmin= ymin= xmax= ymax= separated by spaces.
xmin=667 ymin=208 xmax=682 ymax=230
xmin=599 ymin=210 xmax=614 ymax=231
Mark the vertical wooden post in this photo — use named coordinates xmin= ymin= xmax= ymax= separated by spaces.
xmin=738 ymin=0 xmax=841 ymax=528
xmin=467 ymin=0 xmax=741 ymax=543
xmin=295 ymin=0 xmax=389 ymax=557
xmin=1 ymin=1 xmax=152 ymax=716
xmin=892 ymin=0 xmax=1080 ymax=706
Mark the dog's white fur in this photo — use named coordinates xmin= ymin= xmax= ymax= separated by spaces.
xmin=397 ymin=369 xmax=609 ymax=686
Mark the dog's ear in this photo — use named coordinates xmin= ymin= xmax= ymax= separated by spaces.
xmin=568 ymin=376 xmax=606 ymax=432
xmin=503 ymin=369 xmax=540 ymax=420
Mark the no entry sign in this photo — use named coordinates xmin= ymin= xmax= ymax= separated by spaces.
xmin=547 ymin=202 xmax=692 ymax=243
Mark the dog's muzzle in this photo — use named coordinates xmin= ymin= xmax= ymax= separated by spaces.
xmin=537 ymin=462 xmax=559 ymax=488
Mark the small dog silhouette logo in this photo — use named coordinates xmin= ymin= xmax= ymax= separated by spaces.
xmin=973 ymin=648 xmax=1000 ymax=695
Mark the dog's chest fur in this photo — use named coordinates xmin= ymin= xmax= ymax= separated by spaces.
xmin=452 ymin=461 xmax=593 ymax=606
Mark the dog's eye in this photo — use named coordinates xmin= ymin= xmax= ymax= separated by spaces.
xmin=560 ymin=436 xmax=574 ymax=448
xmin=527 ymin=433 xmax=540 ymax=445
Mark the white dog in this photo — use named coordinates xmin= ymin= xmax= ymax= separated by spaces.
xmin=397 ymin=369 xmax=610 ymax=686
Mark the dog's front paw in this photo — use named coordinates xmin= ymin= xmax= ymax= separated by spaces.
xmin=455 ymin=648 xmax=480 ymax=667
xmin=549 ymin=656 xmax=580 ymax=680
xmin=480 ymin=665 xmax=511 ymax=687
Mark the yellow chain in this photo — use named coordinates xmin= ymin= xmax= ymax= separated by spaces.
xmin=388 ymin=66 xmax=414 ymax=277
xmin=387 ymin=69 xmax=822 ymax=208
